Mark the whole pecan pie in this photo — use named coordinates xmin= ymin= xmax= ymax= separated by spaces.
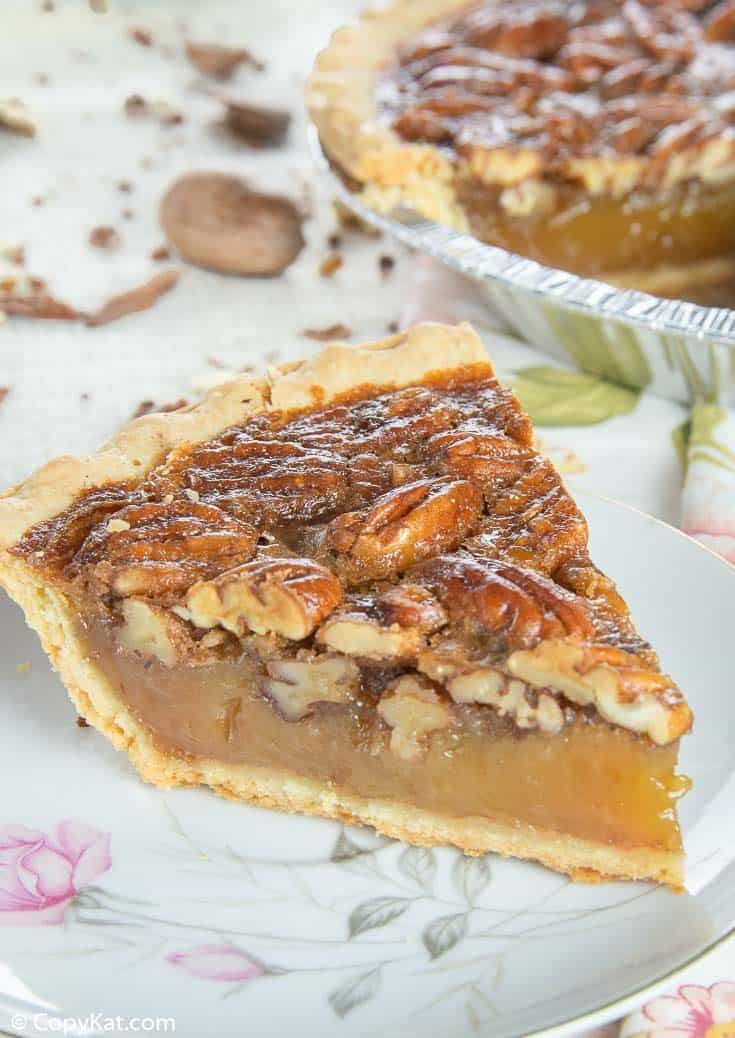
xmin=0 ymin=323 xmax=691 ymax=886
xmin=308 ymin=0 xmax=735 ymax=303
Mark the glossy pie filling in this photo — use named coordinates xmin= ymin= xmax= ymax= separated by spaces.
xmin=82 ymin=614 xmax=686 ymax=852
xmin=16 ymin=366 xmax=691 ymax=855
xmin=377 ymin=0 xmax=735 ymax=288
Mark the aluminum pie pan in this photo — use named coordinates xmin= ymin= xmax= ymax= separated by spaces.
xmin=312 ymin=130 xmax=735 ymax=407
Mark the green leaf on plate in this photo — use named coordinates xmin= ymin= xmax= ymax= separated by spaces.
xmin=512 ymin=366 xmax=640 ymax=426
xmin=329 ymin=967 xmax=381 ymax=1017
xmin=348 ymin=896 xmax=411 ymax=937
xmin=423 ymin=912 xmax=469 ymax=960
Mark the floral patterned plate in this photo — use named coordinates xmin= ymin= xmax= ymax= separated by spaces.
xmin=1 ymin=495 xmax=734 ymax=1038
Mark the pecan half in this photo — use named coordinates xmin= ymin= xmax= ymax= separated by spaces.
xmin=705 ymin=0 xmax=735 ymax=42
xmin=507 ymin=640 xmax=691 ymax=744
xmin=412 ymin=554 xmax=593 ymax=652
xmin=426 ymin=430 xmax=531 ymax=494
xmin=377 ymin=675 xmax=451 ymax=762
xmin=316 ymin=584 xmax=446 ymax=661
xmin=260 ymin=654 xmax=358 ymax=721
xmin=185 ymin=557 xmax=341 ymax=640
xmin=72 ymin=500 xmax=258 ymax=602
xmin=326 ymin=477 xmax=483 ymax=582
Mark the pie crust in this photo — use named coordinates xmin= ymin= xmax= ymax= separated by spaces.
xmin=307 ymin=0 xmax=735 ymax=300
xmin=0 ymin=323 xmax=691 ymax=886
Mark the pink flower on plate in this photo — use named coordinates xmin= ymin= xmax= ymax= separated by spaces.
xmin=642 ymin=982 xmax=735 ymax=1038
xmin=167 ymin=945 xmax=265 ymax=983
xmin=0 ymin=820 xmax=111 ymax=925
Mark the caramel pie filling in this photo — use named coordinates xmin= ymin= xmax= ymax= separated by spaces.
xmin=375 ymin=0 xmax=735 ymax=292
xmin=15 ymin=367 xmax=691 ymax=856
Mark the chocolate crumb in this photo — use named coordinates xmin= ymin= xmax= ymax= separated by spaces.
xmin=319 ymin=253 xmax=343 ymax=278
xmin=379 ymin=254 xmax=395 ymax=275
xmin=89 ymin=225 xmax=121 ymax=250
xmin=129 ymin=27 xmax=152 ymax=47
xmin=87 ymin=270 xmax=179 ymax=327
xmin=76 ymin=715 xmax=89 ymax=728
xmin=150 ymin=245 xmax=171 ymax=261
xmin=302 ymin=322 xmax=352 ymax=342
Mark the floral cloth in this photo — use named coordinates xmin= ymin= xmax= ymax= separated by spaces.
xmin=401 ymin=255 xmax=735 ymax=1038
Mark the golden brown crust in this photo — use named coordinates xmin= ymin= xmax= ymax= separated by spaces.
xmin=0 ymin=322 xmax=488 ymax=549
xmin=0 ymin=555 xmax=683 ymax=888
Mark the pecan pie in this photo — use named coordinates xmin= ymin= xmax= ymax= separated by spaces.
xmin=0 ymin=323 xmax=691 ymax=886
xmin=308 ymin=0 xmax=735 ymax=302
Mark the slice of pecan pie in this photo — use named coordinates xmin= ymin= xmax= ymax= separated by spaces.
xmin=308 ymin=0 xmax=735 ymax=303
xmin=0 ymin=323 xmax=691 ymax=886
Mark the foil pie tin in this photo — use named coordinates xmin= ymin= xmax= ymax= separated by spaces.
xmin=313 ymin=132 xmax=735 ymax=408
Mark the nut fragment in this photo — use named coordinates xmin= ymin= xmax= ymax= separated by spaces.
xmin=0 ymin=99 xmax=36 ymax=137
xmin=317 ymin=584 xmax=446 ymax=660
xmin=261 ymin=654 xmax=358 ymax=721
xmin=116 ymin=597 xmax=184 ymax=666
xmin=413 ymin=554 xmax=593 ymax=652
xmin=160 ymin=173 xmax=305 ymax=276
xmin=445 ymin=667 xmax=563 ymax=733
xmin=377 ymin=675 xmax=451 ymax=762
xmin=507 ymin=639 xmax=691 ymax=744
xmin=223 ymin=99 xmax=291 ymax=145
xmin=185 ymin=557 xmax=342 ymax=640
xmin=185 ymin=41 xmax=262 ymax=79
xmin=327 ymin=477 xmax=483 ymax=581
xmin=72 ymin=500 xmax=258 ymax=603
xmin=86 ymin=270 xmax=179 ymax=327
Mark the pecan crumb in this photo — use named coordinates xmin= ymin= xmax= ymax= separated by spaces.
xmin=0 ymin=278 xmax=84 ymax=321
xmin=319 ymin=253 xmax=343 ymax=278
xmin=117 ymin=179 xmax=133 ymax=193
xmin=0 ymin=99 xmax=36 ymax=138
xmin=121 ymin=208 xmax=135 ymax=220
xmin=1 ymin=244 xmax=25 ymax=265
xmin=379 ymin=255 xmax=395 ymax=275
xmin=76 ymin=715 xmax=90 ymax=728
xmin=327 ymin=233 xmax=342 ymax=250
xmin=89 ymin=225 xmax=121 ymax=250
xmin=387 ymin=320 xmax=400 ymax=334
xmin=80 ymin=391 xmax=89 ymax=401
xmin=222 ymin=99 xmax=290 ymax=146
xmin=131 ymin=396 xmax=187 ymax=420
xmin=0 ymin=387 xmax=8 ymax=405
xmin=160 ymin=172 xmax=305 ymax=276
xmin=87 ymin=269 xmax=179 ymax=327
xmin=16 ymin=662 xmax=31 ymax=674
xmin=185 ymin=41 xmax=263 ymax=79
xmin=128 ymin=27 xmax=152 ymax=47
xmin=124 ymin=94 xmax=147 ymax=117
xmin=302 ymin=322 xmax=352 ymax=342
xmin=150 ymin=245 xmax=171 ymax=261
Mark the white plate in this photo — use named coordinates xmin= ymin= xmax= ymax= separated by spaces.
xmin=1 ymin=495 xmax=733 ymax=1038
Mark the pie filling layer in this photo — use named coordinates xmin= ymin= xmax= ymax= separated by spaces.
xmin=12 ymin=353 xmax=692 ymax=872
xmin=84 ymin=613 xmax=685 ymax=853
xmin=372 ymin=0 xmax=735 ymax=292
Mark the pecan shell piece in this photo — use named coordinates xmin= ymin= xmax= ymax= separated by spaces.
xmin=185 ymin=557 xmax=342 ymax=640
xmin=326 ymin=477 xmax=483 ymax=582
